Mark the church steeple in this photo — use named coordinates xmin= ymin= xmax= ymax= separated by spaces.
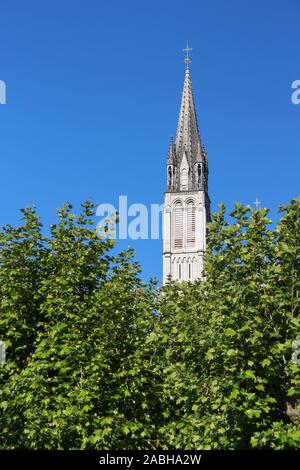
xmin=163 ymin=45 xmax=211 ymax=284
xmin=166 ymin=49 xmax=209 ymax=195
xmin=175 ymin=65 xmax=202 ymax=165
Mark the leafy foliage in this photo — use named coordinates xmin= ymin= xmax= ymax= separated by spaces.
xmin=0 ymin=199 xmax=299 ymax=449
xmin=154 ymin=199 xmax=300 ymax=449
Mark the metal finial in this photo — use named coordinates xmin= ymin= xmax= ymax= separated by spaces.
xmin=183 ymin=41 xmax=192 ymax=66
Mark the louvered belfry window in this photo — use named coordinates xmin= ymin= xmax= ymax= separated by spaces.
xmin=187 ymin=201 xmax=196 ymax=248
xmin=174 ymin=201 xmax=183 ymax=249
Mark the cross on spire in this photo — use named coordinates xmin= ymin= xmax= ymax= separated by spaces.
xmin=253 ymin=197 xmax=261 ymax=209
xmin=183 ymin=42 xmax=192 ymax=66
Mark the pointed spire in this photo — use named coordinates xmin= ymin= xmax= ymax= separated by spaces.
xmin=175 ymin=61 xmax=203 ymax=165
xmin=165 ymin=45 xmax=209 ymax=194
xmin=167 ymin=136 xmax=176 ymax=164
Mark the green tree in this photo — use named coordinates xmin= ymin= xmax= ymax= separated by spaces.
xmin=0 ymin=198 xmax=299 ymax=449
xmin=0 ymin=202 xmax=158 ymax=449
xmin=153 ymin=198 xmax=300 ymax=449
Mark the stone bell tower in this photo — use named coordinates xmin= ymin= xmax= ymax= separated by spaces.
xmin=163 ymin=45 xmax=210 ymax=283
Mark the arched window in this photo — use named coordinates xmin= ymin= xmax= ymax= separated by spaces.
xmin=187 ymin=200 xmax=196 ymax=248
xmin=168 ymin=166 xmax=172 ymax=188
xmin=197 ymin=164 xmax=201 ymax=186
xmin=174 ymin=201 xmax=183 ymax=249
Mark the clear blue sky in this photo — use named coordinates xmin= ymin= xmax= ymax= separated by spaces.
xmin=0 ymin=0 xmax=299 ymax=281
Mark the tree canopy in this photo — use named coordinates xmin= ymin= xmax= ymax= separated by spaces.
xmin=0 ymin=199 xmax=299 ymax=449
